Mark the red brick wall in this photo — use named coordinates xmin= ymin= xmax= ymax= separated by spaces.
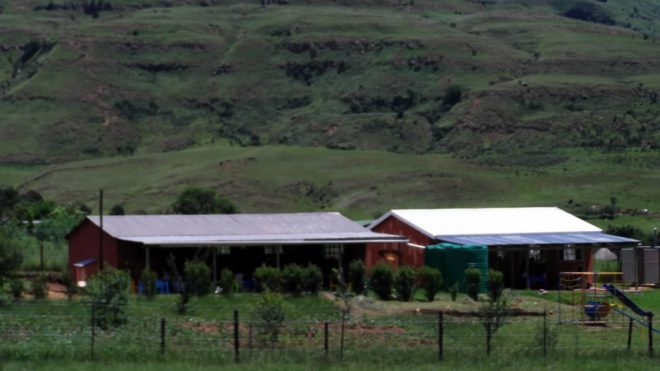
xmin=67 ymin=219 xmax=118 ymax=279
xmin=365 ymin=215 xmax=430 ymax=269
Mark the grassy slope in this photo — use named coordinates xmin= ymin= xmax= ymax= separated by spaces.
xmin=3 ymin=143 xmax=658 ymax=222
xmin=0 ymin=0 xmax=658 ymax=232
xmin=0 ymin=1 xmax=659 ymax=163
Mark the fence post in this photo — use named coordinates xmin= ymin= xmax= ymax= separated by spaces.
xmin=543 ymin=310 xmax=548 ymax=357
xmin=627 ymin=317 xmax=634 ymax=351
xmin=340 ymin=310 xmax=346 ymax=361
xmin=90 ymin=302 xmax=96 ymax=360
xmin=438 ymin=312 xmax=444 ymax=361
xmin=234 ymin=310 xmax=240 ymax=362
xmin=324 ymin=321 xmax=329 ymax=358
xmin=160 ymin=318 xmax=166 ymax=357
xmin=649 ymin=315 xmax=653 ymax=358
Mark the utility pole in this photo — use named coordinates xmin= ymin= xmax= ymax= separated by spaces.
xmin=99 ymin=189 xmax=104 ymax=271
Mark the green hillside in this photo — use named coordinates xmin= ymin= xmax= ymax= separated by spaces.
xmin=0 ymin=0 xmax=658 ymax=231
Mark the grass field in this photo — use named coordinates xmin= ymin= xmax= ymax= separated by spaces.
xmin=2 ymin=289 xmax=660 ymax=369
xmin=0 ymin=143 xmax=656 ymax=238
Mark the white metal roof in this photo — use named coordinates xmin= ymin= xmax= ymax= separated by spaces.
xmin=84 ymin=212 xmax=406 ymax=246
xmin=370 ymin=207 xmax=602 ymax=239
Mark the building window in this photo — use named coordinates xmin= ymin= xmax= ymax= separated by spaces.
xmin=264 ymin=246 xmax=283 ymax=255
xmin=324 ymin=244 xmax=343 ymax=260
xmin=562 ymin=248 xmax=581 ymax=261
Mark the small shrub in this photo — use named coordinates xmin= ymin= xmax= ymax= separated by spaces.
xmin=465 ymin=267 xmax=482 ymax=301
xmin=177 ymin=260 xmax=212 ymax=314
xmin=348 ymin=259 xmax=366 ymax=294
xmin=183 ymin=260 xmax=212 ymax=297
xmin=88 ymin=267 xmax=130 ymax=329
xmin=254 ymin=265 xmax=281 ymax=292
xmin=281 ymin=264 xmax=304 ymax=295
xmin=31 ymin=274 xmax=48 ymax=300
xmin=60 ymin=270 xmax=77 ymax=300
xmin=141 ymin=269 xmax=157 ymax=299
xmin=302 ymin=264 xmax=322 ymax=294
xmin=448 ymin=282 xmax=458 ymax=301
xmin=370 ymin=262 xmax=394 ymax=300
xmin=219 ymin=268 xmax=238 ymax=295
xmin=252 ymin=290 xmax=286 ymax=347
xmin=488 ymin=269 xmax=504 ymax=302
xmin=418 ymin=266 xmax=443 ymax=302
xmin=9 ymin=279 xmax=23 ymax=300
xmin=395 ymin=266 xmax=417 ymax=301
xmin=443 ymin=85 xmax=463 ymax=107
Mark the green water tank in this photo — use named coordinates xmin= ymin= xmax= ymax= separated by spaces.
xmin=425 ymin=243 xmax=489 ymax=293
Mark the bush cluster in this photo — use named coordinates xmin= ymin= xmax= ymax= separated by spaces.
xmin=88 ymin=267 xmax=130 ymax=329
xmin=369 ymin=264 xmax=444 ymax=302
xmin=219 ymin=268 xmax=238 ymax=295
xmin=348 ymin=259 xmax=366 ymax=294
xmin=255 ymin=264 xmax=323 ymax=295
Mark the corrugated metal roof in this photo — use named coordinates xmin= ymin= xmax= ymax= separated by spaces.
xmin=438 ymin=232 xmax=638 ymax=246
xmin=371 ymin=207 xmax=603 ymax=238
xmin=86 ymin=213 xmax=406 ymax=246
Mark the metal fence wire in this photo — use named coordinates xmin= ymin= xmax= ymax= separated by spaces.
xmin=0 ymin=303 xmax=655 ymax=363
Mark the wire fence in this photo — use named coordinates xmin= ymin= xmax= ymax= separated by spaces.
xmin=0 ymin=301 xmax=656 ymax=364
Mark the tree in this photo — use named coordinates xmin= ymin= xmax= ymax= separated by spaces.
xmin=88 ymin=267 xmax=130 ymax=329
xmin=110 ymin=204 xmax=125 ymax=215
xmin=171 ymin=187 xmax=237 ymax=214
xmin=0 ymin=232 xmax=22 ymax=286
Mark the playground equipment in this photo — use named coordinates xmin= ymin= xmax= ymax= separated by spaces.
xmin=558 ymin=272 xmax=624 ymax=324
xmin=603 ymin=284 xmax=656 ymax=356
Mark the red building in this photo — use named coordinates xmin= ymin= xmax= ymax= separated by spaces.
xmin=67 ymin=212 xmax=406 ymax=287
xmin=367 ymin=208 xmax=638 ymax=288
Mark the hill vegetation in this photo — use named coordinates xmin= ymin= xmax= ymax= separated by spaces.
xmin=0 ymin=0 xmax=658 ymax=230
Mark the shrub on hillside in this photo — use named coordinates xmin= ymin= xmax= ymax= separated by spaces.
xmin=281 ymin=264 xmax=304 ymax=295
xmin=255 ymin=265 xmax=281 ymax=292
xmin=370 ymin=262 xmax=394 ymax=300
xmin=141 ymin=268 xmax=157 ymax=299
xmin=348 ymin=259 xmax=366 ymax=294
xmin=395 ymin=266 xmax=417 ymax=301
xmin=302 ymin=264 xmax=322 ymax=294
xmin=88 ymin=267 xmax=130 ymax=329
xmin=418 ymin=266 xmax=443 ymax=302
xmin=464 ymin=267 xmax=482 ymax=301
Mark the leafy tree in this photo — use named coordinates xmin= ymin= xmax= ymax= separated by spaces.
xmin=177 ymin=260 xmax=212 ymax=314
xmin=88 ymin=267 xmax=130 ymax=329
xmin=301 ymin=264 xmax=322 ymax=294
xmin=395 ymin=266 xmax=417 ymax=301
xmin=370 ymin=262 xmax=394 ymax=300
xmin=0 ymin=185 xmax=19 ymax=220
xmin=140 ymin=268 xmax=157 ymax=299
xmin=252 ymin=290 xmax=285 ymax=347
xmin=254 ymin=265 xmax=281 ymax=292
xmin=417 ymin=266 xmax=443 ymax=302
xmin=110 ymin=204 xmax=125 ymax=215
xmin=464 ymin=267 xmax=481 ymax=301
xmin=219 ymin=268 xmax=238 ymax=295
xmin=488 ymin=269 xmax=504 ymax=302
xmin=171 ymin=187 xmax=236 ymax=214
xmin=0 ymin=232 xmax=22 ymax=286
xmin=31 ymin=274 xmax=48 ymax=300
xmin=348 ymin=259 xmax=366 ymax=294
xmin=281 ymin=264 xmax=304 ymax=295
